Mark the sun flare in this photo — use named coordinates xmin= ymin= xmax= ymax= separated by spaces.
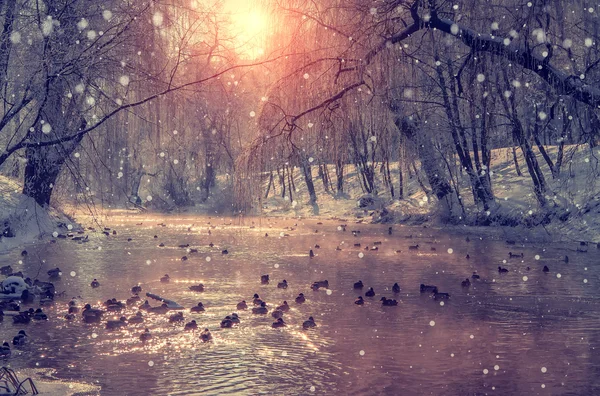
xmin=224 ymin=1 xmax=270 ymax=58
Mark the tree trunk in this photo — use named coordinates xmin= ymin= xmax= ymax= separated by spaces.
xmin=335 ymin=159 xmax=344 ymax=193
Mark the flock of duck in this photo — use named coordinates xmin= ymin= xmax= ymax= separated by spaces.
xmin=0 ymin=220 xmax=591 ymax=359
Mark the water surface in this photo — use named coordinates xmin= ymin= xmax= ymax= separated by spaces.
xmin=1 ymin=214 xmax=599 ymax=395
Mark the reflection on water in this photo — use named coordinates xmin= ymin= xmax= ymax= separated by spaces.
xmin=1 ymin=214 xmax=599 ymax=395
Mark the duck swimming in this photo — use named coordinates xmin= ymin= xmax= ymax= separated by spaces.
xmin=140 ymin=300 xmax=151 ymax=311
xmin=140 ymin=328 xmax=152 ymax=342
xmin=271 ymin=318 xmax=286 ymax=328
xmin=432 ymin=292 xmax=450 ymax=300
xmin=295 ymin=293 xmax=306 ymax=304
xmin=0 ymin=342 xmax=10 ymax=357
xmin=420 ymin=284 xmax=438 ymax=294
xmin=189 ymin=284 xmax=205 ymax=292
xmin=12 ymin=330 xmax=27 ymax=346
xmin=47 ymin=268 xmax=61 ymax=278
xmin=90 ymin=279 xmax=100 ymax=288
xmin=302 ymin=316 xmax=316 ymax=330
xmin=252 ymin=302 xmax=268 ymax=314
xmin=461 ymin=278 xmax=471 ymax=287
xmin=311 ymin=280 xmax=329 ymax=290
xmin=261 ymin=275 xmax=269 ymax=284
xmin=126 ymin=295 xmax=141 ymax=306
xmin=33 ymin=308 xmax=48 ymax=320
xmin=169 ymin=312 xmax=185 ymax=323
xmin=353 ymin=280 xmax=364 ymax=289
xmin=236 ymin=300 xmax=247 ymax=310
xmin=543 ymin=265 xmax=549 ymax=273
xmin=220 ymin=316 xmax=234 ymax=328
xmin=131 ymin=285 xmax=142 ymax=294
xmin=82 ymin=304 xmax=104 ymax=323
xmin=253 ymin=294 xmax=263 ymax=305
xmin=365 ymin=287 xmax=375 ymax=297
xmin=200 ymin=328 xmax=212 ymax=342
xmin=355 ymin=296 xmax=364 ymax=305
xmin=128 ymin=312 xmax=144 ymax=324
xmin=471 ymin=272 xmax=480 ymax=279
xmin=185 ymin=320 xmax=198 ymax=331
xmin=191 ymin=302 xmax=205 ymax=312
xmin=276 ymin=301 xmax=290 ymax=312
xmin=106 ymin=316 xmax=127 ymax=330
xmin=272 ymin=310 xmax=283 ymax=319
xmin=498 ymin=266 xmax=509 ymax=273
xmin=277 ymin=280 xmax=288 ymax=289
xmin=392 ymin=283 xmax=400 ymax=293
xmin=160 ymin=274 xmax=170 ymax=283
xmin=380 ymin=297 xmax=398 ymax=306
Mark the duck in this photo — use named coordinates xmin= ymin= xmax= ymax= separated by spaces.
xmin=131 ymin=285 xmax=142 ymax=294
xmin=47 ymin=268 xmax=61 ymax=277
xmin=200 ymin=328 xmax=212 ymax=342
xmin=106 ymin=316 xmax=128 ymax=330
xmin=355 ymin=296 xmax=364 ymax=305
xmin=220 ymin=316 xmax=234 ymax=328
xmin=236 ymin=300 xmax=247 ymax=310
xmin=353 ymin=280 xmax=364 ymax=289
xmin=189 ymin=284 xmax=205 ymax=292
xmin=302 ymin=316 xmax=317 ymax=329
xmin=13 ymin=312 xmax=31 ymax=324
xmin=0 ymin=265 xmax=13 ymax=275
xmin=277 ymin=280 xmax=288 ymax=289
xmin=106 ymin=299 xmax=125 ymax=312
xmin=128 ymin=312 xmax=144 ymax=324
xmin=311 ymin=280 xmax=329 ymax=290
xmin=252 ymin=302 xmax=268 ymax=314
xmin=12 ymin=330 xmax=27 ymax=346
xmin=564 ymin=255 xmax=569 ymax=263
xmin=380 ymin=297 xmax=398 ymax=306
xmin=0 ymin=342 xmax=10 ymax=358
xmin=90 ymin=279 xmax=100 ymax=288
xmin=160 ymin=274 xmax=170 ymax=283
xmin=33 ymin=308 xmax=48 ymax=320
xmin=508 ymin=252 xmax=524 ymax=258
xmin=253 ymin=294 xmax=263 ymax=305
xmin=185 ymin=320 xmax=198 ymax=331
xmin=82 ymin=304 xmax=104 ymax=323
xmin=230 ymin=313 xmax=240 ymax=324
xmin=543 ymin=265 xmax=549 ymax=273
xmin=20 ymin=289 xmax=34 ymax=303
xmin=272 ymin=309 xmax=284 ymax=319
xmin=295 ymin=293 xmax=306 ymax=304
xmin=148 ymin=303 xmax=169 ymax=314
xmin=420 ymin=284 xmax=438 ymax=294
xmin=271 ymin=318 xmax=286 ymax=328
xmin=140 ymin=328 xmax=152 ymax=342
xmin=465 ymin=254 xmax=470 ymax=259
xmin=139 ymin=300 xmax=151 ymax=311
xmin=471 ymin=272 xmax=480 ymax=279
xmin=309 ymin=249 xmax=315 ymax=258
xmin=261 ymin=275 xmax=269 ymax=284
xmin=221 ymin=249 xmax=228 ymax=255
xmin=432 ymin=292 xmax=450 ymax=300
xmin=365 ymin=287 xmax=375 ymax=297
xmin=498 ymin=266 xmax=509 ymax=273
xmin=126 ymin=295 xmax=141 ymax=306
xmin=461 ymin=278 xmax=471 ymax=287
xmin=408 ymin=245 xmax=419 ymax=250
xmin=392 ymin=283 xmax=400 ymax=293
xmin=169 ymin=312 xmax=185 ymax=323
xmin=191 ymin=302 xmax=205 ymax=312
xmin=276 ymin=301 xmax=290 ymax=312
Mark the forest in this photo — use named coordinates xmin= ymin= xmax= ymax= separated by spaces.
xmin=1 ymin=0 xmax=599 ymax=228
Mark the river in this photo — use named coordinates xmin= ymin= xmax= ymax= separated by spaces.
xmin=0 ymin=213 xmax=598 ymax=395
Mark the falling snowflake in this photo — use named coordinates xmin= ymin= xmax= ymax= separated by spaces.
xmin=146 ymin=260 xmax=151 ymax=265
xmin=483 ymin=369 xmax=489 ymax=374
xmin=119 ymin=75 xmax=130 ymax=86
xmin=148 ymin=360 xmax=155 ymax=367
xmin=103 ymin=10 xmax=113 ymax=20
xmin=249 ymin=111 xmax=256 ymax=117
xmin=52 ymin=232 xmax=59 ymax=237
xmin=41 ymin=124 xmax=52 ymax=134
xmin=91 ymin=333 xmax=98 ymax=339
xmin=87 ymin=30 xmax=97 ymax=40
xmin=152 ymin=12 xmax=164 ymax=27
xmin=9 ymin=32 xmax=21 ymax=44
xmin=274 ymin=263 xmax=279 ymax=268
xmin=535 ymin=255 xmax=540 ymax=260
xmin=429 ymin=320 xmax=435 ymax=327
xmin=556 ymin=273 xmax=562 ymax=278
xmin=359 ymin=350 xmax=365 ymax=356
xmin=303 ymin=73 xmax=310 ymax=79
xmin=358 ymin=252 xmax=364 ymax=258
xmin=522 ymin=276 xmax=528 ymax=281
xmin=447 ymin=248 xmax=453 ymax=254
xmin=326 ymin=289 xmax=332 ymax=295
xmin=146 ymin=195 xmax=153 ymax=201
xmin=74 ymin=153 xmax=80 ymax=158
xmin=206 ymin=257 xmax=211 ymax=262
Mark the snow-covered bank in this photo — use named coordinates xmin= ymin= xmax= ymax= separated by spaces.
xmin=0 ymin=175 xmax=79 ymax=252
xmin=256 ymin=145 xmax=600 ymax=244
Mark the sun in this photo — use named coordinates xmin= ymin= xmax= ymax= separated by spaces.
xmin=224 ymin=1 xmax=270 ymax=58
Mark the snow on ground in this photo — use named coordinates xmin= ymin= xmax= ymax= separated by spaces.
xmin=0 ymin=175 xmax=77 ymax=253
xmin=256 ymin=145 xmax=600 ymax=243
